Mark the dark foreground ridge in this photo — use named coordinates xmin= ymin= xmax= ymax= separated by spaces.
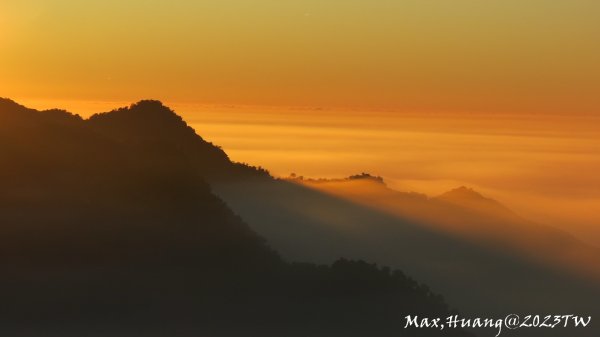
xmin=0 ymin=98 xmax=470 ymax=336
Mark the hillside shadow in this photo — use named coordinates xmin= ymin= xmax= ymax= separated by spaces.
xmin=213 ymin=177 xmax=600 ymax=328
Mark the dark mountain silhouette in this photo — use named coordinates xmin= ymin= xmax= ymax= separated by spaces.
xmin=282 ymin=173 xmax=600 ymax=273
xmin=214 ymin=173 xmax=600 ymax=337
xmin=88 ymin=100 xmax=269 ymax=180
xmin=282 ymin=174 xmax=600 ymax=262
xmin=0 ymin=98 xmax=470 ymax=337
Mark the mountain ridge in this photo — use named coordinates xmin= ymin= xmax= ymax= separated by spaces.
xmin=0 ymin=97 xmax=471 ymax=336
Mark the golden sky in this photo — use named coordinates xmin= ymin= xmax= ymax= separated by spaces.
xmin=2 ymin=1 xmax=600 ymax=243
xmin=2 ymin=0 xmax=600 ymax=113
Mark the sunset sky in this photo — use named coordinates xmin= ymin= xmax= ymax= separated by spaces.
xmin=1 ymin=1 xmax=600 ymax=242
xmin=2 ymin=0 xmax=599 ymax=112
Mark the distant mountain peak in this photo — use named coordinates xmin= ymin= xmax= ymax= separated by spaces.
xmin=439 ymin=186 xmax=488 ymax=201
xmin=128 ymin=100 xmax=176 ymax=115
xmin=131 ymin=99 xmax=168 ymax=108
xmin=86 ymin=99 xmax=269 ymax=180
xmin=436 ymin=186 xmax=515 ymax=217
xmin=347 ymin=173 xmax=386 ymax=185
xmin=288 ymin=172 xmax=386 ymax=185
xmin=88 ymin=100 xmax=194 ymax=139
xmin=90 ymin=99 xmax=181 ymax=122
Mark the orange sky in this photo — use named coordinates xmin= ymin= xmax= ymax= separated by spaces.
xmin=2 ymin=1 xmax=600 ymax=243
xmin=2 ymin=0 xmax=600 ymax=113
